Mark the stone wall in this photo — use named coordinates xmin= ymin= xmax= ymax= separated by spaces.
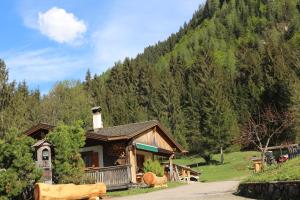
xmin=238 ymin=181 xmax=300 ymax=200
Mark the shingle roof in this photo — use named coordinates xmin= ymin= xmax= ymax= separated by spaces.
xmin=32 ymin=139 xmax=51 ymax=147
xmin=87 ymin=120 xmax=159 ymax=138
xmin=24 ymin=123 xmax=55 ymax=136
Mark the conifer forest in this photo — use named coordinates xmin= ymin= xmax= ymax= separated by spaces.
xmin=1 ymin=0 xmax=300 ymax=159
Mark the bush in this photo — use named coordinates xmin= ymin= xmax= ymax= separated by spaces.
xmin=143 ymin=159 xmax=164 ymax=177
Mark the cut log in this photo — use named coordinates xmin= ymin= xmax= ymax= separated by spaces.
xmin=34 ymin=183 xmax=106 ymax=200
xmin=143 ymin=172 xmax=168 ymax=187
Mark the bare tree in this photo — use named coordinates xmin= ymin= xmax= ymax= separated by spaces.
xmin=240 ymin=105 xmax=294 ymax=165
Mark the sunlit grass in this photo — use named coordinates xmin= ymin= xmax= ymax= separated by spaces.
xmin=174 ymin=151 xmax=260 ymax=182
xmin=244 ymin=157 xmax=300 ymax=183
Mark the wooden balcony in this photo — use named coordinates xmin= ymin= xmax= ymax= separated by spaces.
xmin=83 ymin=164 xmax=132 ymax=190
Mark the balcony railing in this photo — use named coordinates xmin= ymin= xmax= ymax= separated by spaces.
xmin=83 ymin=164 xmax=132 ymax=190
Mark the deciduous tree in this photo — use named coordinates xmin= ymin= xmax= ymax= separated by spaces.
xmin=240 ymin=105 xmax=294 ymax=165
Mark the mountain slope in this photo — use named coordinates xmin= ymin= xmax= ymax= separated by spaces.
xmin=84 ymin=0 xmax=300 ymax=152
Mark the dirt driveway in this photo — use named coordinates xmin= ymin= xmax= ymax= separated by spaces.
xmin=112 ymin=181 xmax=254 ymax=200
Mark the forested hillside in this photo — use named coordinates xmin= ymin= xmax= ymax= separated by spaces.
xmin=1 ymin=0 xmax=300 ymax=159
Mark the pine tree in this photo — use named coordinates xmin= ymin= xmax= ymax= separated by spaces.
xmin=84 ymin=69 xmax=92 ymax=92
xmin=47 ymin=121 xmax=85 ymax=184
xmin=185 ymin=56 xmax=239 ymax=162
xmin=0 ymin=60 xmax=13 ymax=135
xmin=0 ymin=128 xmax=41 ymax=199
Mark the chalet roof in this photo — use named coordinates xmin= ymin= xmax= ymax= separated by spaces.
xmin=174 ymin=164 xmax=200 ymax=176
xmin=24 ymin=120 xmax=185 ymax=153
xmin=88 ymin=120 xmax=158 ymax=138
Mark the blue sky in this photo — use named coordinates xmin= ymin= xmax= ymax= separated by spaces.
xmin=0 ymin=0 xmax=205 ymax=94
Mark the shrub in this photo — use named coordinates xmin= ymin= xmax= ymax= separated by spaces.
xmin=143 ymin=159 xmax=164 ymax=177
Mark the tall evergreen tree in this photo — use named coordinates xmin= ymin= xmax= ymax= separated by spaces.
xmin=185 ymin=56 xmax=239 ymax=162
xmin=0 ymin=60 xmax=13 ymax=135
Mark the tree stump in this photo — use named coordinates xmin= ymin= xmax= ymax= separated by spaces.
xmin=143 ymin=172 xmax=168 ymax=188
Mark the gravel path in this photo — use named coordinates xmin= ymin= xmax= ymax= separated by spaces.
xmin=112 ymin=181 xmax=255 ymax=200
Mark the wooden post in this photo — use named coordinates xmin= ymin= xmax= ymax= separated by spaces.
xmin=126 ymin=165 xmax=132 ymax=183
xmin=169 ymin=154 xmax=174 ymax=181
xmin=187 ymin=170 xmax=190 ymax=183
xmin=220 ymin=146 xmax=224 ymax=164
xmin=128 ymin=146 xmax=137 ymax=183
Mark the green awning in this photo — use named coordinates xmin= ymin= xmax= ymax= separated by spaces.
xmin=136 ymin=143 xmax=158 ymax=153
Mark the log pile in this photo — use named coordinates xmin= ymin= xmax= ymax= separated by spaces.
xmin=34 ymin=183 xmax=106 ymax=200
xmin=143 ymin=172 xmax=168 ymax=188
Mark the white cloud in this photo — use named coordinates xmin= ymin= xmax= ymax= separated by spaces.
xmin=38 ymin=7 xmax=87 ymax=44
xmin=1 ymin=48 xmax=90 ymax=94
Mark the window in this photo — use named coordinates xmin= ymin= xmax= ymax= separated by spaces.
xmin=42 ymin=149 xmax=49 ymax=160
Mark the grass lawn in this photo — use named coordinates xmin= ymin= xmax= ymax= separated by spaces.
xmin=174 ymin=151 xmax=260 ymax=182
xmin=244 ymin=157 xmax=300 ymax=183
xmin=107 ymin=182 xmax=185 ymax=197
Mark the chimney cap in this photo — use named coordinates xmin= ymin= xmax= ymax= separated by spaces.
xmin=91 ymin=106 xmax=102 ymax=113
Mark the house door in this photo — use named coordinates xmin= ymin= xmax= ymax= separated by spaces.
xmin=136 ymin=154 xmax=145 ymax=173
xmin=92 ymin=152 xmax=99 ymax=167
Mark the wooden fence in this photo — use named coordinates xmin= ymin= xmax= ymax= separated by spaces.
xmin=83 ymin=164 xmax=132 ymax=190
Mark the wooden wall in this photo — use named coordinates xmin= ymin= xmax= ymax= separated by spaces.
xmin=134 ymin=127 xmax=173 ymax=151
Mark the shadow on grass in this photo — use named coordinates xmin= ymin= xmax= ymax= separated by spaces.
xmin=188 ymin=159 xmax=225 ymax=168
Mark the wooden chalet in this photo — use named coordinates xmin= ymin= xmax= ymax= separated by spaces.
xmin=24 ymin=107 xmax=185 ymax=190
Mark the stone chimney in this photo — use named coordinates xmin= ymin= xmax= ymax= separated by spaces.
xmin=92 ymin=106 xmax=103 ymax=130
